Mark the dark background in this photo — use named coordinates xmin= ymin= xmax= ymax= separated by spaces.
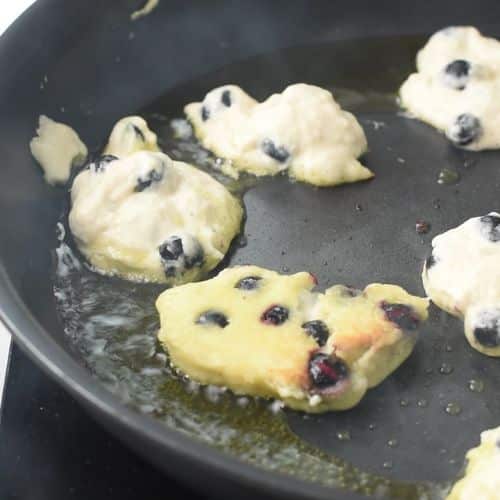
xmin=0 ymin=346 xmax=206 ymax=500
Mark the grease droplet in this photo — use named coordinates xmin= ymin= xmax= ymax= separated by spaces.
xmin=439 ymin=363 xmax=454 ymax=375
xmin=417 ymin=399 xmax=428 ymax=408
xmin=437 ymin=168 xmax=460 ymax=185
xmin=400 ymin=398 xmax=409 ymax=407
xmin=383 ymin=461 xmax=393 ymax=470
xmin=387 ymin=439 xmax=399 ymax=448
xmin=336 ymin=430 xmax=351 ymax=441
xmin=445 ymin=402 xmax=462 ymax=416
xmin=468 ymin=379 xmax=484 ymax=393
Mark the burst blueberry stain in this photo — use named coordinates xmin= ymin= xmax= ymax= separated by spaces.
xmin=425 ymin=254 xmax=437 ymax=270
xmin=444 ymin=59 xmax=471 ymax=90
xmin=308 ymin=353 xmax=349 ymax=389
xmin=479 ymin=214 xmax=500 ymax=242
xmin=302 ymin=320 xmax=330 ymax=347
xmin=184 ymin=240 xmax=204 ymax=269
xmin=262 ymin=139 xmax=290 ymax=163
xmin=135 ymin=167 xmax=164 ymax=192
xmin=261 ymin=305 xmax=289 ymax=325
xmin=448 ymin=113 xmax=482 ymax=146
xmin=89 ymin=155 xmax=118 ymax=173
xmin=381 ymin=302 xmax=420 ymax=330
xmin=201 ymin=106 xmax=210 ymax=121
xmin=221 ymin=89 xmax=232 ymax=107
xmin=341 ymin=286 xmax=362 ymax=298
xmin=197 ymin=310 xmax=229 ymax=328
xmin=235 ymin=276 xmax=262 ymax=290
xmin=131 ymin=124 xmax=146 ymax=141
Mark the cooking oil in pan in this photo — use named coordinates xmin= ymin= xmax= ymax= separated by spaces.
xmin=50 ymin=35 xmax=499 ymax=499
xmin=53 ymin=221 xmax=445 ymax=500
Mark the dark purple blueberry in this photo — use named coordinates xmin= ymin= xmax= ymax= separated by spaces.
xmin=479 ymin=214 xmax=500 ymax=242
xmin=381 ymin=302 xmax=420 ymax=331
xmin=135 ymin=166 xmax=164 ymax=192
xmin=308 ymin=353 xmax=349 ymax=390
xmin=425 ymin=254 xmax=437 ymax=270
xmin=302 ymin=320 xmax=330 ymax=347
xmin=221 ymin=89 xmax=232 ymax=107
xmin=159 ymin=235 xmax=204 ymax=277
xmin=262 ymin=139 xmax=290 ymax=163
xmin=197 ymin=310 xmax=229 ymax=328
xmin=447 ymin=114 xmax=482 ymax=146
xmin=261 ymin=305 xmax=289 ymax=325
xmin=235 ymin=276 xmax=262 ymax=290
xmin=132 ymin=124 xmax=146 ymax=142
xmin=473 ymin=311 xmax=500 ymax=347
xmin=89 ymin=155 xmax=118 ymax=173
xmin=159 ymin=236 xmax=183 ymax=262
xmin=201 ymin=106 xmax=210 ymax=121
xmin=444 ymin=59 xmax=471 ymax=90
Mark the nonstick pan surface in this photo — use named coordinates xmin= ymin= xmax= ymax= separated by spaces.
xmin=2 ymin=1 xmax=500 ymax=499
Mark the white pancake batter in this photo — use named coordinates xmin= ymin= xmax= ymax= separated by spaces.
xmin=185 ymin=84 xmax=372 ymax=186
xmin=400 ymin=27 xmax=500 ymax=150
xmin=423 ymin=213 xmax=500 ymax=356
xmin=104 ymin=116 xmax=160 ymax=157
xmin=69 ymin=151 xmax=243 ymax=284
xmin=30 ymin=115 xmax=88 ymax=185
xmin=447 ymin=426 xmax=500 ymax=500
xmin=157 ymin=266 xmax=429 ymax=412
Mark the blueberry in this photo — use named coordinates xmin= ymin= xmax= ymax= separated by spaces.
xmin=235 ymin=276 xmax=262 ymax=290
xmin=479 ymin=214 xmax=500 ymax=242
xmin=302 ymin=320 xmax=330 ymax=347
xmin=443 ymin=59 xmax=471 ymax=90
xmin=159 ymin=235 xmax=204 ymax=277
xmin=197 ymin=310 xmax=229 ymax=328
xmin=308 ymin=353 xmax=349 ymax=390
xmin=425 ymin=254 xmax=437 ymax=270
xmin=89 ymin=155 xmax=118 ymax=173
xmin=159 ymin=236 xmax=183 ymax=262
xmin=160 ymin=237 xmax=183 ymax=277
xmin=262 ymin=139 xmax=290 ymax=163
xmin=131 ymin=124 xmax=146 ymax=142
xmin=221 ymin=89 xmax=232 ymax=107
xmin=381 ymin=302 xmax=420 ymax=331
xmin=201 ymin=106 xmax=210 ymax=121
xmin=261 ymin=305 xmax=289 ymax=325
xmin=447 ymin=114 xmax=482 ymax=146
xmin=473 ymin=311 xmax=500 ymax=347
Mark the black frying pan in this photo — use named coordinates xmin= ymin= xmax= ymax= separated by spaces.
xmin=2 ymin=1 xmax=500 ymax=498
